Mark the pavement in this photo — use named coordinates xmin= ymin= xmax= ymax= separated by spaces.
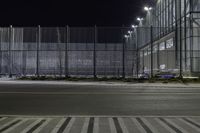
xmin=0 ymin=80 xmax=200 ymax=132
xmin=0 ymin=80 xmax=200 ymax=87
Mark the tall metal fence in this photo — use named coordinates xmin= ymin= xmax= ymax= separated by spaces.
xmin=0 ymin=26 xmax=136 ymax=78
xmin=1 ymin=26 xmax=200 ymax=78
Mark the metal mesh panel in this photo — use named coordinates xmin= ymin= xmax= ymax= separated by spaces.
xmin=0 ymin=28 xmax=10 ymax=75
xmin=38 ymin=28 xmax=66 ymax=76
xmin=96 ymin=28 xmax=124 ymax=77
xmin=23 ymin=28 xmax=37 ymax=75
xmin=0 ymin=26 xmax=200 ymax=78
xmin=68 ymin=27 xmax=94 ymax=77
xmin=96 ymin=50 xmax=123 ymax=77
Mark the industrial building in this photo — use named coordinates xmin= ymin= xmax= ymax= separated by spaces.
xmin=127 ymin=0 xmax=200 ymax=78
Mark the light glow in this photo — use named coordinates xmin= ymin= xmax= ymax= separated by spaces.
xmin=128 ymin=31 xmax=132 ymax=34
xmin=124 ymin=35 xmax=129 ymax=38
xmin=144 ymin=6 xmax=152 ymax=11
xmin=132 ymin=25 xmax=138 ymax=28
xmin=137 ymin=17 xmax=144 ymax=21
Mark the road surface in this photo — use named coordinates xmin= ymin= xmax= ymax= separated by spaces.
xmin=0 ymin=81 xmax=200 ymax=116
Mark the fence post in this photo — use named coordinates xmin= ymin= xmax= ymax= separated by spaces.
xmin=135 ymin=28 xmax=139 ymax=79
xmin=189 ymin=0 xmax=193 ymax=74
xmin=184 ymin=0 xmax=187 ymax=72
xmin=150 ymin=26 xmax=153 ymax=78
xmin=122 ymin=29 xmax=125 ymax=79
xmin=36 ymin=25 xmax=40 ymax=77
xmin=93 ymin=25 xmax=97 ymax=78
xmin=143 ymin=50 xmax=145 ymax=74
xmin=65 ymin=26 xmax=69 ymax=78
xmin=179 ymin=0 xmax=183 ymax=79
xmin=0 ymin=29 xmax=1 ymax=76
xmin=9 ymin=25 xmax=13 ymax=78
xmin=22 ymin=27 xmax=26 ymax=76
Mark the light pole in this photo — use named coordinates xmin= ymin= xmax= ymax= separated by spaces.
xmin=132 ymin=25 xmax=139 ymax=78
xmin=137 ymin=17 xmax=145 ymax=74
xmin=144 ymin=6 xmax=154 ymax=78
xmin=144 ymin=6 xmax=153 ymax=26
xmin=137 ymin=18 xmax=144 ymax=26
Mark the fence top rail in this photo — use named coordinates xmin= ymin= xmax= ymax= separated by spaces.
xmin=0 ymin=26 xmax=132 ymax=29
xmin=1 ymin=26 xmax=199 ymax=29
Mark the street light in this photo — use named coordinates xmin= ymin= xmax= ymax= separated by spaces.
xmin=131 ymin=25 xmax=138 ymax=29
xmin=137 ymin=17 xmax=144 ymax=22
xmin=144 ymin=6 xmax=152 ymax=11
xmin=124 ymin=35 xmax=129 ymax=38
xmin=128 ymin=30 xmax=132 ymax=34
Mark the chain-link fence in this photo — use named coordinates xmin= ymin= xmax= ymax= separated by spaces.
xmin=0 ymin=26 xmax=200 ymax=78
xmin=0 ymin=26 xmax=136 ymax=78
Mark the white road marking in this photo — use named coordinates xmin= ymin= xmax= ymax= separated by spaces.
xmin=108 ymin=118 xmax=117 ymax=133
xmin=21 ymin=118 xmax=43 ymax=133
xmin=140 ymin=118 xmax=159 ymax=133
xmin=178 ymin=118 xmax=200 ymax=132
xmin=118 ymin=118 xmax=129 ymax=133
xmin=1 ymin=115 xmax=200 ymax=118
xmin=62 ymin=118 xmax=76 ymax=133
xmin=165 ymin=118 xmax=189 ymax=133
xmin=51 ymin=118 xmax=66 ymax=133
xmin=81 ymin=118 xmax=90 ymax=133
xmin=93 ymin=118 xmax=99 ymax=133
xmin=185 ymin=117 xmax=200 ymax=126
xmin=3 ymin=118 xmax=28 ymax=133
xmin=154 ymin=118 xmax=176 ymax=133
xmin=131 ymin=118 xmax=146 ymax=133
xmin=0 ymin=92 xmax=199 ymax=95
xmin=0 ymin=117 xmax=7 ymax=122
xmin=33 ymin=118 xmax=52 ymax=133
xmin=1 ymin=116 xmax=200 ymax=133
xmin=0 ymin=118 xmax=20 ymax=130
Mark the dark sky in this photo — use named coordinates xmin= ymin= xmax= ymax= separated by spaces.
xmin=0 ymin=0 xmax=152 ymax=27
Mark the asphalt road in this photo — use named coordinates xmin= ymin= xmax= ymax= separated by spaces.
xmin=0 ymin=81 xmax=200 ymax=116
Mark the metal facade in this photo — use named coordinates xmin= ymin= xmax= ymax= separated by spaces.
xmin=128 ymin=0 xmax=200 ymax=77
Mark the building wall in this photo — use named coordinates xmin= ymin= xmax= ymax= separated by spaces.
xmin=136 ymin=0 xmax=200 ymax=77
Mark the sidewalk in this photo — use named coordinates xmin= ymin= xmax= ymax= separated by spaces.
xmin=0 ymin=79 xmax=200 ymax=88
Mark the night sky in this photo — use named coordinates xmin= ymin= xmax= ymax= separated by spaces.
xmin=0 ymin=0 xmax=152 ymax=27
